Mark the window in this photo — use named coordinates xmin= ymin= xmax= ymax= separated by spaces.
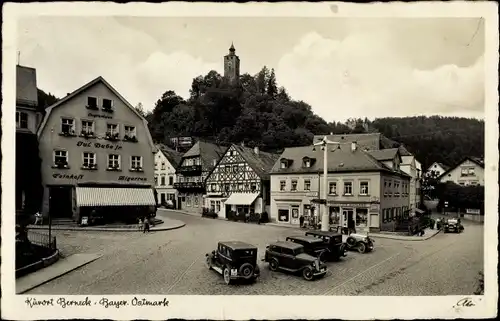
xmin=280 ymin=161 xmax=287 ymax=169
xmin=186 ymin=196 xmax=192 ymax=207
xmin=154 ymin=175 xmax=158 ymax=186
xmin=291 ymin=180 xmax=298 ymax=191
xmin=470 ymin=181 xmax=478 ymax=186
xmin=61 ymin=118 xmax=75 ymax=134
xmin=280 ymin=180 xmax=286 ymax=191
xmin=108 ymin=154 xmax=120 ymax=169
xmin=224 ymin=183 xmax=230 ymax=193
xmin=161 ymin=162 xmax=166 ymax=170
xmin=168 ymin=176 xmax=174 ymax=186
xmin=303 ymin=158 xmax=311 ymax=168
xmin=238 ymin=183 xmax=244 ymax=191
xmin=82 ymin=152 xmax=96 ymax=168
xmin=102 ymin=98 xmax=113 ymax=110
xmin=343 ymin=182 xmax=353 ymax=195
xmin=16 ymin=111 xmax=28 ymax=129
xmin=278 ymin=209 xmax=289 ymax=222
xmin=395 ymin=183 xmax=400 ymax=196
xmin=384 ymin=181 xmax=388 ymax=196
xmin=329 ymin=182 xmax=337 ymax=195
xmin=194 ymin=197 xmax=199 ymax=208
xmin=355 ymin=209 xmax=368 ymax=228
xmin=53 ymin=150 xmax=68 ymax=167
xmin=86 ymin=96 xmax=97 ymax=109
xmin=304 ymin=180 xmax=311 ymax=191
xmin=251 ymin=183 xmax=257 ymax=192
xmin=131 ymin=156 xmax=143 ymax=170
xmin=124 ymin=126 xmax=137 ymax=140
xmin=216 ymin=201 xmax=221 ymax=212
xmin=232 ymin=165 xmax=238 ymax=172
xmin=210 ymin=201 xmax=215 ymax=211
xmin=81 ymin=120 xmax=94 ymax=135
xmin=360 ymin=181 xmax=369 ymax=195
xmin=106 ymin=123 xmax=119 ymax=138
xmin=155 ymin=162 xmax=158 ymax=170
xmin=160 ymin=175 xmax=166 ymax=186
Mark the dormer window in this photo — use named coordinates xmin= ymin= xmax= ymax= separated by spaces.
xmin=302 ymin=157 xmax=313 ymax=168
xmin=87 ymin=97 xmax=98 ymax=110
xmin=280 ymin=161 xmax=287 ymax=169
xmin=280 ymin=158 xmax=292 ymax=169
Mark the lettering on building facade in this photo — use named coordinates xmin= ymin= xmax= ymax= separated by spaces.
xmin=118 ymin=176 xmax=148 ymax=182
xmin=77 ymin=141 xmax=122 ymax=150
xmin=87 ymin=112 xmax=112 ymax=119
xmin=52 ymin=173 xmax=84 ymax=180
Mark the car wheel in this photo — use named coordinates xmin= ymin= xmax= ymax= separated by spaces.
xmin=223 ymin=267 xmax=232 ymax=285
xmin=269 ymin=259 xmax=279 ymax=271
xmin=346 ymin=237 xmax=357 ymax=248
xmin=302 ymin=267 xmax=314 ymax=281
xmin=205 ymin=255 xmax=212 ymax=270
xmin=239 ymin=263 xmax=254 ymax=279
xmin=357 ymin=242 xmax=367 ymax=254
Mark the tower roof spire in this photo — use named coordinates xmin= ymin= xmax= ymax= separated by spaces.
xmin=229 ymin=42 xmax=235 ymax=52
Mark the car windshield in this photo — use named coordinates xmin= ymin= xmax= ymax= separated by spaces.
xmin=294 ymin=247 xmax=305 ymax=255
xmin=237 ymin=249 xmax=254 ymax=258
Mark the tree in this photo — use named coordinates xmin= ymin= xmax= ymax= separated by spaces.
xmin=134 ymin=102 xmax=146 ymax=117
xmin=267 ymin=68 xmax=278 ymax=98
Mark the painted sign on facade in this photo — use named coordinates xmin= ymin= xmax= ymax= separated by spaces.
xmin=118 ymin=176 xmax=148 ymax=182
xmin=87 ymin=112 xmax=112 ymax=119
xmin=77 ymin=141 xmax=122 ymax=151
xmin=52 ymin=173 xmax=84 ymax=180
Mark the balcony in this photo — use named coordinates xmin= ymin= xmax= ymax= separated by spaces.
xmin=178 ymin=165 xmax=202 ymax=176
xmin=173 ymin=181 xmax=205 ymax=191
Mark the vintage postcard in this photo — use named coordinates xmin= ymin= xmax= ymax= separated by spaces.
xmin=1 ymin=1 xmax=498 ymax=320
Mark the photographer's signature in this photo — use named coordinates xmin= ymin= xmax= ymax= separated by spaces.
xmin=453 ymin=297 xmax=476 ymax=309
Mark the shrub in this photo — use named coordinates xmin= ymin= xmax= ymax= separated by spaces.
xmin=260 ymin=212 xmax=269 ymax=223
xmin=201 ymin=208 xmax=218 ymax=219
xmin=248 ymin=213 xmax=260 ymax=223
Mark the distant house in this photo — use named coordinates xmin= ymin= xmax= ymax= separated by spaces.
xmin=425 ymin=162 xmax=449 ymax=178
xmin=205 ymin=144 xmax=280 ymax=218
xmin=174 ymin=140 xmax=227 ymax=214
xmin=438 ymin=157 xmax=484 ymax=186
xmin=16 ymin=65 xmax=43 ymax=134
xmin=154 ymin=144 xmax=182 ymax=206
xmin=269 ymin=142 xmax=411 ymax=232
xmin=313 ymin=133 xmax=412 ymax=155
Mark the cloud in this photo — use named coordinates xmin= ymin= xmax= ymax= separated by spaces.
xmin=276 ymin=31 xmax=484 ymax=122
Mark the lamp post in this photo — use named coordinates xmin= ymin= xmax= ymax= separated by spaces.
xmin=313 ymin=136 xmax=340 ymax=232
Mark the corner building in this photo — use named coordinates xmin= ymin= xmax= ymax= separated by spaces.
xmin=37 ymin=76 xmax=156 ymax=223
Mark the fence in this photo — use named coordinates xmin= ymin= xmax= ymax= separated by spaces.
xmin=27 ymin=230 xmax=57 ymax=250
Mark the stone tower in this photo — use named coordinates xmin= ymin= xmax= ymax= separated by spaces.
xmin=223 ymin=42 xmax=240 ymax=85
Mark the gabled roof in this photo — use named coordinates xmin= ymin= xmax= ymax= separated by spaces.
xmin=182 ymin=140 xmax=228 ymax=172
xmin=156 ymin=144 xmax=183 ymax=168
xmin=314 ymin=133 xmax=413 ymax=156
xmin=270 ymin=143 xmax=409 ymax=176
xmin=367 ymin=148 xmax=400 ymax=162
xmin=232 ymin=145 xmax=280 ymax=179
xmin=37 ymin=76 xmax=155 ymax=151
xmin=438 ymin=156 xmax=485 ymax=180
xmin=16 ymin=65 xmax=38 ymax=107
xmin=426 ymin=161 xmax=449 ymax=172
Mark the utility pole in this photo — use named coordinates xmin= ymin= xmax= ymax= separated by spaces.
xmin=17 ymin=51 xmax=20 ymax=65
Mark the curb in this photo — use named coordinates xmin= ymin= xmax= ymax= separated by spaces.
xmin=16 ymin=254 xmax=103 ymax=294
xmin=15 ymin=249 xmax=60 ymax=279
xmin=370 ymin=229 xmax=442 ymax=241
xmin=26 ymin=222 xmax=185 ymax=232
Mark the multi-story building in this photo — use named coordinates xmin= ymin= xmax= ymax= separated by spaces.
xmin=16 ymin=65 xmax=44 ymax=216
xmin=400 ymin=155 xmax=422 ymax=211
xmin=269 ymin=142 xmax=411 ymax=232
xmin=438 ymin=157 xmax=484 ymax=186
xmin=174 ymin=140 xmax=227 ymax=213
xmin=154 ymin=144 xmax=182 ymax=206
xmin=205 ymin=144 xmax=279 ymax=218
xmin=37 ymin=76 xmax=156 ymax=223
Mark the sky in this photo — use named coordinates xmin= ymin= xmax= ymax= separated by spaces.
xmin=17 ymin=16 xmax=485 ymax=122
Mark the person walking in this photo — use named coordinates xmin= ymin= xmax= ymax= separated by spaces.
xmin=299 ymin=215 xmax=305 ymax=228
xmin=34 ymin=211 xmax=43 ymax=225
xmin=143 ymin=216 xmax=150 ymax=233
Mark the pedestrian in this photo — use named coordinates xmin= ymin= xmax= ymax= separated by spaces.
xmin=299 ymin=215 xmax=304 ymax=228
xmin=143 ymin=216 xmax=150 ymax=233
xmin=34 ymin=211 xmax=43 ymax=225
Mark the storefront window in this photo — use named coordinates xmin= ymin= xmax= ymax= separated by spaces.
xmin=291 ymin=206 xmax=299 ymax=219
xmin=303 ymin=205 xmax=311 ymax=217
xmin=356 ymin=208 xmax=368 ymax=227
xmin=194 ymin=197 xmax=199 ymax=207
xmin=278 ymin=209 xmax=289 ymax=222
xmin=210 ymin=201 xmax=215 ymax=211
xmin=329 ymin=207 xmax=340 ymax=225
xmin=216 ymin=201 xmax=221 ymax=212
xmin=186 ymin=197 xmax=192 ymax=207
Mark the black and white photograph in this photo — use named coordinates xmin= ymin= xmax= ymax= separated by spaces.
xmin=2 ymin=1 xmax=498 ymax=320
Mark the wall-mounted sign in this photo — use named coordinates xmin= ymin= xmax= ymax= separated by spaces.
xmin=88 ymin=112 xmax=112 ymax=119
xmin=118 ymin=176 xmax=148 ymax=182
xmin=77 ymin=141 xmax=122 ymax=151
xmin=370 ymin=203 xmax=380 ymax=211
xmin=327 ymin=201 xmax=369 ymax=208
xmin=52 ymin=173 xmax=84 ymax=180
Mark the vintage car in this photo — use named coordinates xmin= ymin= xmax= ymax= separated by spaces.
xmin=205 ymin=241 xmax=260 ymax=285
xmin=285 ymin=235 xmax=328 ymax=259
xmin=304 ymin=230 xmax=347 ymax=261
xmin=443 ymin=218 xmax=464 ymax=233
xmin=264 ymin=241 xmax=327 ymax=281
xmin=345 ymin=233 xmax=375 ymax=253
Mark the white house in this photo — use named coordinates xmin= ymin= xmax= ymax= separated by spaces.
xmin=400 ymin=155 xmax=423 ymax=211
xmin=425 ymin=162 xmax=449 ymax=178
xmin=438 ymin=157 xmax=484 ymax=186
xmin=154 ymin=144 xmax=182 ymax=206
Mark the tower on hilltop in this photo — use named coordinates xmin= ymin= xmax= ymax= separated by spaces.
xmin=223 ymin=42 xmax=240 ymax=86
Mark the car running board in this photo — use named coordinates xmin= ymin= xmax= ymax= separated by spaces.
xmin=212 ymin=266 xmax=223 ymax=274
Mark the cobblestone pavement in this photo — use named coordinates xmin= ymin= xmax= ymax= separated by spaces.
xmin=27 ymin=210 xmax=484 ymax=295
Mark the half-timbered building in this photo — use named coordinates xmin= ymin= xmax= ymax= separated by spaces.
xmin=174 ymin=140 xmax=227 ymax=214
xmin=205 ymin=144 xmax=280 ymax=218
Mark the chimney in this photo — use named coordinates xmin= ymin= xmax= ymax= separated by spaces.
xmin=351 ymin=141 xmax=357 ymax=152
xmin=254 ymin=146 xmax=259 ymax=155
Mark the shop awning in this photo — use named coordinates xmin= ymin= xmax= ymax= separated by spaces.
xmin=414 ymin=208 xmax=425 ymax=214
xmin=76 ymin=187 xmax=156 ymax=207
xmin=224 ymin=193 xmax=259 ymax=206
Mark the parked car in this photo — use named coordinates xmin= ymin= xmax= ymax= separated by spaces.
xmin=285 ymin=235 xmax=328 ymax=260
xmin=205 ymin=241 xmax=260 ymax=285
xmin=264 ymin=241 xmax=327 ymax=281
xmin=443 ymin=218 xmax=464 ymax=233
xmin=304 ymin=230 xmax=347 ymax=261
xmin=345 ymin=233 xmax=374 ymax=253
xmin=162 ymin=200 xmax=175 ymax=209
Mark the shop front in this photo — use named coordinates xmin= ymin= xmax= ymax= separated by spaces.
xmin=224 ymin=193 xmax=261 ymax=219
xmin=327 ymin=201 xmax=375 ymax=234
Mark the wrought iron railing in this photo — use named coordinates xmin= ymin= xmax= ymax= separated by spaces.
xmin=27 ymin=230 xmax=57 ymax=250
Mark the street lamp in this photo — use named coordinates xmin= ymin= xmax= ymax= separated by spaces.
xmin=313 ymin=136 xmax=340 ymax=232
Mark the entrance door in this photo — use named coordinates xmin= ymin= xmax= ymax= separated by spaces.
xmin=226 ymin=205 xmax=232 ymax=217
xmin=177 ymin=197 xmax=182 ymax=210
xmin=160 ymin=193 xmax=166 ymax=205
xmin=342 ymin=209 xmax=355 ymax=234
xmin=49 ymin=186 xmax=73 ymax=218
